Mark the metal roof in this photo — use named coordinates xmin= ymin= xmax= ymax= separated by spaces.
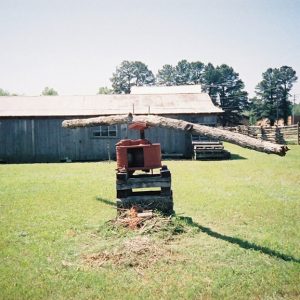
xmin=131 ymin=85 xmax=203 ymax=94
xmin=0 ymin=93 xmax=223 ymax=117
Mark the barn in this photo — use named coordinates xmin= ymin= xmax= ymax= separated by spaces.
xmin=0 ymin=85 xmax=223 ymax=163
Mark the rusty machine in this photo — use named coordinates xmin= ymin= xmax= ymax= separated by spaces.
xmin=115 ymin=122 xmax=173 ymax=214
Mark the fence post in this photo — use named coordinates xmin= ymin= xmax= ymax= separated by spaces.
xmin=260 ymin=126 xmax=264 ymax=140
xmin=297 ymin=122 xmax=300 ymax=145
xmin=275 ymin=125 xmax=279 ymax=144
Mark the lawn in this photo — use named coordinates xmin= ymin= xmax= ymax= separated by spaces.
xmin=0 ymin=143 xmax=299 ymax=299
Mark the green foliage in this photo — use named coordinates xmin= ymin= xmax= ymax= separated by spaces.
xmin=42 ymin=87 xmax=58 ymax=96
xmin=200 ymin=63 xmax=219 ymax=102
xmin=189 ymin=61 xmax=205 ymax=84
xmin=0 ymin=145 xmax=300 ymax=299
xmin=110 ymin=61 xmax=155 ymax=94
xmin=157 ymin=61 xmax=249 ymax=125
xmin=201 ymin=64 xmax=249 ymax=126
xmin=97 ymin=86 xmax=113 ymax=94
xmin=156 ymin=60 xmax=204 ymax=86
xmin=254 ymin=66 xmax=297 ymax=125
xmin=247 ymin=97 xmax=265 ymax=125
xmin=0 ymin=88 xmax=10 ymax=96
xmin=174 ymin=59 xmax=193 ymax=85
xmin=156 ymin=64 xmax=176 ymax=86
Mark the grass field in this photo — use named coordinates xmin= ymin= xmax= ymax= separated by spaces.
xmin=0 ymin=143 xmax=300 ymax=299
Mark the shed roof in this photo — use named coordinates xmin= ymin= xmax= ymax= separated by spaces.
xmin=0 ymin=92 xmax=223 ymax=117
xmin=131 ymin=85 xmax=203 ymax=94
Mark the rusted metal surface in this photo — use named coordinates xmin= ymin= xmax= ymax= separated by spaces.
xmin=116 ymin=139 xmax=161 ymax=172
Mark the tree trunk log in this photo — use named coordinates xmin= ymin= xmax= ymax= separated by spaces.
xmin=62 ymin=114 xmax=289 ymax=156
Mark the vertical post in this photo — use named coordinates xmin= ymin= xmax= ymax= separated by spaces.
xmin=276 ymin=98 xmax=279 ymax=125
xmin=297 ymin=122 xmax=300 ymax=145
xmin=292 ymin=94 xmax=295 ymax=125
xmin=31 ymin=119 xmax=35 ymax=162
xmin=275 ymin=125 xmax=280 ymax=144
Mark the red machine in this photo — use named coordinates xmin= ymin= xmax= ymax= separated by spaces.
xmin=115 ymin=122 xmax=173 ymax=214
xmin=116 ymin=122 xmax=162 ymax=172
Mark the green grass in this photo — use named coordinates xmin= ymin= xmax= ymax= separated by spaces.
xmin=0 ymin=144 xmax=300 ymax=299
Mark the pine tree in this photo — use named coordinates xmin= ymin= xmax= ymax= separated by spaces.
xmin=156 ymin=64 xmax=176 ymax=86
xmin=254 ymin=66 xmax=297 ymax=125
xmin=111 ymin=61 xmax=155 ymax=94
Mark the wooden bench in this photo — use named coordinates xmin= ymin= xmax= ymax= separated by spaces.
xmin=192 ymin=141 xmax=230 ymax=160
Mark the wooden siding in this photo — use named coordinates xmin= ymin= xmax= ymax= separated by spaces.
xmin=0 ymin=114 xmax=217 ymax=163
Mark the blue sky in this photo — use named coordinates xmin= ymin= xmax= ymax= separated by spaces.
xmin=0 ymin=0 xmax=299 ymax=100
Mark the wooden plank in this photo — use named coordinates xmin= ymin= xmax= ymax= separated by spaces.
xmin=194 ymin=150 xmax=225 ymax=154
xmin=122 ymin=176 xmax=171 ymax=184
xmin=117 ymin=195 xmax=172 ymax=203
xmin=162 ymin=153 xmax=184 ymax=158
xmin=117 ymin=181 xmax=171 ymax=190
xmin=194 ymin=145 xmax=224 ymax=150
xmin=192 ymin=141 xmax=222 ymax=145
xmin=117 ymin=196 xmax=173 ymax=207
xmin=194 ymin=150 xmax=231 ymax=160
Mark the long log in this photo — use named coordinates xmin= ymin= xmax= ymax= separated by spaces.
xmin=62 ymin=114 xmax=289 ymax=156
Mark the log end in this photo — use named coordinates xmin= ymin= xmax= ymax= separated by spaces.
xmin=278 ymin=145 xmax=290 ymax=156
xmin=62 ymin=120 xmax=70 ymax=128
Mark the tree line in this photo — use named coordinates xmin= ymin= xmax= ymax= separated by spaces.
xmin=0 ymin=87 xmax=58 ymax=97
xmin=106 ymin=60 xmax=297 ymax=126
xmin=1 ymin=60 xmax=297 ymax=126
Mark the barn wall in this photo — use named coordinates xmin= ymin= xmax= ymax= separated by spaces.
xmin=0 ymin=118 xmax=120 ymax=163
xmin=0 ymin=114 xmax=218 ymax=163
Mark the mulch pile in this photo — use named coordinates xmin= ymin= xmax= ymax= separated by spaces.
xmin=112 ymin=206 xmax=173 ymax=234
xmin=82 ymin=206 xmax=185 ymax=269
xmin=83 ymin=236 xmax=168 ymax=269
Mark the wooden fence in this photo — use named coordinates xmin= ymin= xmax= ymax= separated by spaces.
xmin=224 ymin=122 xmax=300 ymax=145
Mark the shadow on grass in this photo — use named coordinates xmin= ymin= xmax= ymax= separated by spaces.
xmin=92 ymin=199 xmax=299 ymax=263
xmin=230 ymin=153 xmax=247 ymax=160
xmin=96 ymin=197 xmax=116 ymax=207
xmin=179 ymin=216 xmax=300 ymax=264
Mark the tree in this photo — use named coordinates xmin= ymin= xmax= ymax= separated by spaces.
xmin=42 ymin=87 xmax=58 ymax=96
xmin=0 ymin=88 xmax=10 ymax=96
xmin=156 ymin=64 xmax=176 ymax=86
xmin=189 ymin=61 xmax=205 ymax=84
xmin=111 ymin=61 xmax=155 ymax=94
xmin=174 ymin=60 xmax=192 ymax=85
xmin=247 ymin=97 xmax=265 ymax=125
xmin=255 ymin=68 xmax=279 ymax=125
xmin=254 ymin=66 xmax=297 ymax=125
xmin=200 ymin=63 xmax=220 ymax=104
xmin=277 ymin=66 xmax=297 ymax=124
xmin=201 ymin=64 xmax=249 ymax=126
xmin=156 ymin=60 xmax=205 ymax=86
xmin=98 ymin=86 xmax=113 ymax=94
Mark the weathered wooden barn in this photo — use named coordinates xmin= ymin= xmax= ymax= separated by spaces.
xmin=0 ymin=85 xmax=223 ymax=163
